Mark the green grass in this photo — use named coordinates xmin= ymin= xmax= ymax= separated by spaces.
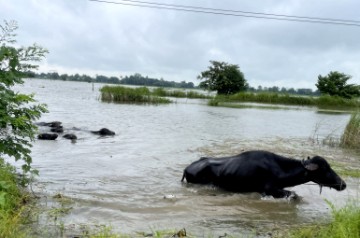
xmin=227 ymin=92 xmax=314 ymax=106
xmin=0 ymin=158 xmax=31 ymax=238
xmin=286 ymin=201 xmax=360 ymax=238
xmin=341 ymin=111 xmax=360 ymax=149
xmin=152 ymin=87 xmax=211 ymax=99
xmin=211 ymin=92 xmax=360 ymax=109
xmin=330 ymin=161 xmax=360 ymax=178
xmin=100 ymin=86 xmax=212 ymax=104
xmin=100 ymin=86 xmax=171 ymax=104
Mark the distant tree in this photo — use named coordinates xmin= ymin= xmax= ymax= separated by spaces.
xmin=248 ymin=86 xmax=256 ymax=92
xmin=49 ymin=72 xmax=59 ymax=79
xmin=0 ymin=20 xmax=47 ymax=174
xmin=288 ymin=88 xmax=296 ymax=94
xmin=316 ymin=71 xmax=360 ymax=99
xmin=198 ymin=61 xmax=248 ymax=95
xmin=297 ymin=88 xmax=313 ymax=95
xmin=280 ymin=87 xmax=287 ymax=93
xmin=60 ymin=74 xmax=68 ymax=81
xmin=108 ymin=76 xmax=119 ymax=84
xmin=269 ymin=86 xmax=279 ymax=93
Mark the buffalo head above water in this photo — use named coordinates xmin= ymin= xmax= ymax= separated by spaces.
xmin=302 ymin=156 xmax=346 ymax=192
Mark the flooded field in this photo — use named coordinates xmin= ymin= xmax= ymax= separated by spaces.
xmin=14 ymin=79 xmax=360 ymax=237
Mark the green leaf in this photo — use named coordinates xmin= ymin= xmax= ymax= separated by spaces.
xmin=0 ymin=20 xmax=47 ymax=174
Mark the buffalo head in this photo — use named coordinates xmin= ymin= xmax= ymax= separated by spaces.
xmin=303 ymin=156 xmax=346 ymax=192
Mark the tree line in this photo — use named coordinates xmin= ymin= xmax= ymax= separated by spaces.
xmin=29 ymin=71 xmax=321 ymax=96
xmin=28 ymin=60 xmax=360 ymax=98
xmin=28 ymin=71 xmax=196 ymax=89
xmin=198 ymin=61 xmax=360 ymax=99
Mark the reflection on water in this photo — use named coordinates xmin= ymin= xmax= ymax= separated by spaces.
xmin=13 ymin=79 xmax=360 ymax=236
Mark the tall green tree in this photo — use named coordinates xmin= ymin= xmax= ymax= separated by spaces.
xmin=198 ymin=60 xmax=248 ymax=95
xmin=316 ymin=71 xmax=360 ymax=99
xmin=0 ymin=20 xmax=48 ymax=174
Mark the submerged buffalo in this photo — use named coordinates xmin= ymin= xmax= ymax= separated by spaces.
xmin=91 ymin=128 xmax=115 ymax=136
xmin=63 ymin=134 xmax=77 ymax=140
xmin=36 ymin=121 xmax=62 ymax=128
xmin=181 ymin=150 xmax=346 ymax=198
xmin=38 ymin=133 xmax=58 ymax=140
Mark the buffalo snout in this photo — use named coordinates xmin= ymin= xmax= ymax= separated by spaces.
xmin=336 ymin=179 xmax=346 ymax=191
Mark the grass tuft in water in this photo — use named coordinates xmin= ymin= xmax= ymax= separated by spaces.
xmin=100 ymin=86 xmax=171 ymax=104
xmin=211 ymin=92 xmax=360 ymax=109
xmin=341 ymin=111 xmax=360 ymax=150
xmin=152 ymin=87 xmax=211 ymax=99
xmin=286 ymin=201 xmax=360 ymax=238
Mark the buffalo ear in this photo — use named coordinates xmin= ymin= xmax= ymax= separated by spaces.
xmin=304 ymin=163 xmax=319 ymax=171
xmin=302 ymin=158 xmax=319 ymax=171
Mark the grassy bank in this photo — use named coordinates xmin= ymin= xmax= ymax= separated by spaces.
xmin=0 ymin=158 xmax=31 ymax=238
xmin=100 ymin=86 xmax=171 ymax=104
xmin=341 ymin=111 xmax=360 ymax=149
xmin=286 ymin=201 xmax=360 ymax=238
xmin=211 ymin=92 xmax=360 ymax=109
xmin=100 ymin=86 xmax=360 ymax=109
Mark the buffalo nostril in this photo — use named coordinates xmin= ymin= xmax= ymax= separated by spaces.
xmin=342 ymin=183 xmax=346 ymax=190
xmin=339 ymin=181 xmax=346 ymax=191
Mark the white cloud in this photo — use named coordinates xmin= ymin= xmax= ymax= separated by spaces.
xmin=1 ymin=0 xmax=360 ymax=88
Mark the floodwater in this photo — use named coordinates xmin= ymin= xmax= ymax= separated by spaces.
xmin=13 ymin=79 xmax=360 ymax=237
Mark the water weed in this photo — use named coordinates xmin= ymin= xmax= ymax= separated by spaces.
xmin=101 ymin=85 xmax=211 ymax=104
xmin=100 ymin=86 xmax=171 ymax=104
xmin=212 ymin=92 xmax=360 ymax=109
xmin=341 ymin=111 xmax=360 ymax=150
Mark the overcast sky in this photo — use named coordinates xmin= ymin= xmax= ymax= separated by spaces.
xmin=2 ymin=0 xmax=360 ymax=89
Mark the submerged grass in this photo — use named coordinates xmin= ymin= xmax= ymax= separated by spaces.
xmin=100 ymin=86 xmax=171 ymax=104
xmin=341 ymin=111 xmax=360 ymax=149
xmin=100 ymin=85 xmax=212 ymax=104
xmin=286 ymin=201 xmax=360 ymax=238
xmin=152 ymin=87 xmax=211 ymax=99
xmin=211 ymin=92 xmax=360 ymax=110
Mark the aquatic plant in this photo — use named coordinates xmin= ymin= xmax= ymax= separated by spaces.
xmin=100 ymin=86 xmax=171 ymax=104
xmin=152 ymin=87 xmax=211 ymax=99
xmin=100 ymin=85 xmax=212 ymax=104
xmin=340 ymin=111 xmax=360 ymax=149
xmin=211 ymin=92 xmax=360 ymax=109
xmin=221 ymin=92 xmax=314 ymax=106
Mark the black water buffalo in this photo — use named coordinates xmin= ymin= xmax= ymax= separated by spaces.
xmin=181 ymin=150 xmax=346 ymax=198
xmin=50 ymin=126 xmax=64 ymax=133
xmin=91 ymin=128 xmax=115 ymax=136
xmin=36 ymin=121 xmax=62 ymax=128
xmin=38 ymin=133 xmax=58 ymax=140
xmin=63 ymin=134 xmax=77 ymax=140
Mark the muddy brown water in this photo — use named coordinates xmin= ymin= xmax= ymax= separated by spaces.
xmin=13 ymin=79 xmax=360 ymax=237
